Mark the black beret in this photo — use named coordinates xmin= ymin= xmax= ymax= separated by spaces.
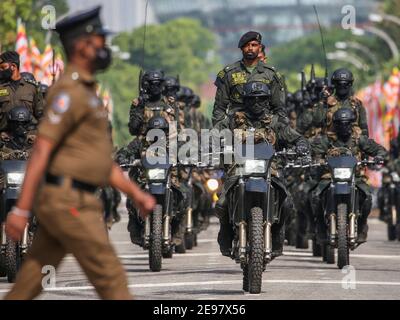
xmin=238 ymin=31 xmax=262 ymax=48
xmin=55 ymin=6 xmax=112 ymax=44
xmin=0 ymin=51 xmax=20 ymax=66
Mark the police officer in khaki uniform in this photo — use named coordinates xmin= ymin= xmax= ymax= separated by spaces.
xmin=4 ymin=6 xmax=155 ymax=300
xmin=212 ymin=31 xmax=286 ymax=128
xmin=0 ymin=51 xmax=44 ymax=132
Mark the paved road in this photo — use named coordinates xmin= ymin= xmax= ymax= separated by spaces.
xmin=0 ymin=207 xmax=399 ymax=300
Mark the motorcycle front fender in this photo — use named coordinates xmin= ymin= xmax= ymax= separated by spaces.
xmin=149 ymin=183 xmax=166 ymax=195
xmin=334 ymin=182 xmax=351 ymax=195
xmin=245 ymin=178 xmax=268 ymax=193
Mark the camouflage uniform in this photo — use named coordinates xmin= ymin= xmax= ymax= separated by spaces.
xmin=310 ymin=133 xmax=387 ymax=242
xmin=212 ymin=60 xmax=286 ymax=128
xmin=312 ymin=95 xmax=369 ymax=138
xmin=216 ymin=109 xmax=308 ymax=254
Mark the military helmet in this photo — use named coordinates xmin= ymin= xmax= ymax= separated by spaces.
xmin=332 ymin=107 xmax=356 ymax=124
xmin=177 ymin=86 xmax=194 ymax=103
xmin=331 ymin=68 xmax=354 ymax=84
xmin=142 ymin=70 xmax=165 ymax=85
xmin=243 ymin=81 xmax=271 ymax=98
xmin=21 ymin=72 xmax=36 ymax=82
xmin=286 ymin=92 xmax=294 ymax=103
xmin=39 ymin=83 xmax=49 ymax=97
xmin=147 ymin=116 xmax=169 ymax=131
xmin=8 ymin=106 xmax=32 ymax=123
xmin=293 ymin=90 xmax=303 ymax=104
xmin=192 ymin=95 xmax=201 ymax=109
xmin=164 ymin=76 xmax=180 ymax=89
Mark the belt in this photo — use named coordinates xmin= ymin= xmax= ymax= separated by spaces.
xmin=45 ymin=173 xmax=98 ymax=194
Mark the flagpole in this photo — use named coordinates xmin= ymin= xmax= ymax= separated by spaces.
xmin=52 ymin=48 xmax=56 ymax=85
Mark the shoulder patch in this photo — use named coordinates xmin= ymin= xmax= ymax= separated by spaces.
xmin=217 ymin=70 xmax=226 ymax=79
xmin=51 ymin=93 xmax=71 ymax=114
xmin=25 ymin=79 xmax=39 ymax=87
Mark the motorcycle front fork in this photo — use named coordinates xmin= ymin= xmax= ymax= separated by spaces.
xmin=0 ymin=223 xmax=29 ymax=255
xmin=238 ymin=221 xmax=272 ymax=263
xmin=328 ymin=212 xmax=357 ymax=248
xmin=144 ymin=213 xmax=172 ymax=247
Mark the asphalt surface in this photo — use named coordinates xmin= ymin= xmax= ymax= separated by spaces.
xmin=0 ymin=204 xmax=399 ymax=300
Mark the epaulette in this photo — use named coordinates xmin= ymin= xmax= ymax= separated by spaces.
xmin=24 ymin=78 xmax=39 ymax=87
xmin=217 ymin=62 xmax=240 ymax=79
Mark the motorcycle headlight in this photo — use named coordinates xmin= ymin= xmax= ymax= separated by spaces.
xmin=333 ymin=168 xmax=353 ymax=180
xmin=7 ymin=173 xmax=24 ymax=185
xmin=244 ymin=160 xmax=267 ymax=175
xmin=206 ymin=179 xmax=219 ymax=192
xmin=147 ymin=168 xmax=167 ymax=181
xmin=391 ymin=172 xmax=400 ymax=183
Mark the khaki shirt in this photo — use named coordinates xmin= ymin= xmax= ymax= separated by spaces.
xmin=38 ymin=64 xmax=113 ymax=187
xmin=0 ymin=78 xmax=44 ymax=131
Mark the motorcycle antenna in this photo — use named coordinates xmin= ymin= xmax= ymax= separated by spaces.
xmin=301 ymin=71 xmax=307 ymax=92
xmin=310 ymin=64 xmax=316 ymax=84
xmin=141 ymin=0 xmax=150 ymax=68
xmin=138 ymin=0 xmax=149 ymax=96
xmin=313 ymin=5 xmax=329 ymax=80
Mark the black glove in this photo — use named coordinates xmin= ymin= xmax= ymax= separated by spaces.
xmin=374 ymin=156 xmax=384 ymax=165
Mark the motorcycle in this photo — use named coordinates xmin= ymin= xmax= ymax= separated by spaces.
xmin=0 ymin=153 xmax=35 ymax=283
xmin=379 ymin=169 xmax=400 ymax=241
xmin=317 ymin=156 xmax=379 ymax=269
xmin=122 ymin=155 xmax=184 ymax=272
xmin=225 ymin=143 xmax=296 ymax=294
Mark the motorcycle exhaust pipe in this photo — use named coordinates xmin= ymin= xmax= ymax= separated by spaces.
xmin=264 ymin=222 xmax=272 ymax=261
xmin=144 ymin=215 xmax=151 ymax=248
xmin=239 ymin=221 xmax=247 ymax=262
xmin=186 ymin=207 xmax=193 ymax=233
xmin=349 ymin=213 xmax=356 ymax=245
xmin=329 ymin=214 xmax=337 ymax=245
xmin=21 ymin=224 xmax=29 ymax=254
xmin=392 ymin=206 xmax=397 ymax=226
xmin=1 ymin=223 xmax=6 ymax=252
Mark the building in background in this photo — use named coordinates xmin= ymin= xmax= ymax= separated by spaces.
xmin=151 ymin=0 xmax=378 ymax=64
xmin=67 ymin=0 xmax=158 ymax=33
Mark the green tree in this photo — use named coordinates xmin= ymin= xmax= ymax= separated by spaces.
xmin=97 ymin=59 xmax=141 ymax=146
xmin=113 ymin=18 xmax=220 ymax=87
xmin=0 ymin=0 xmax=68 ymax=51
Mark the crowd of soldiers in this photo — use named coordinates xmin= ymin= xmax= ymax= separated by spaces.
xmin=115 ymin=69 xmax=215 ymax=251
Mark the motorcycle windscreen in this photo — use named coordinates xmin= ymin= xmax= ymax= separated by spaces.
xmin=142 ymin=156 xmax=172 ymax=170
xmin=0 ymin=160 xmax=27 ymax=175
xmin=237 ymin=143 xmax=275 ymax=161
xmin=327 ymin=156 xmax=357 ymax=169
xmin=245 ymin=177 xmax=268 ymax=193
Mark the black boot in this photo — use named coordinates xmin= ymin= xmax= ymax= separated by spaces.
xmin=217 ymin=223 xmax=233 ymax=257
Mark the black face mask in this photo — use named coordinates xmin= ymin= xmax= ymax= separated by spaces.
xmin=335 ymin=122 xmax=352 ymax=141
xmin=0 ymin=68 xmax=12 ymax=83
xmin=92 ymin=46 xmax=112 ymax=72
xmin=164 ymin=87 xmax=178 ymax=98
xmin=335 ymin=82 xmax=352 ymax=99
xmin=245 ymin=97 xmax=268 ymax=117
xmin=148 ymin=81 xmax=163 ymax=97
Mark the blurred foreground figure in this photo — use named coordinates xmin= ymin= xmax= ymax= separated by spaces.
xmin=4 ymin=6 xmax=155 ymax=300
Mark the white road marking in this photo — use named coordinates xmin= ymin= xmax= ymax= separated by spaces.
xmin=1 ymin=279 xmax=400 ymax=294
xmin=61 ymin=251 xmax=400 ymax=262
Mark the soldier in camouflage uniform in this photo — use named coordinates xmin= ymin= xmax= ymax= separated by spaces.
xmin=124 ymin=70 xmax=186 ymax=247
xmin=311 ymin=68 xmax=369 ymax=138
xmin=212 ymin=31 xmax=287 ymax=129
xmin=216 ymin=81 xmax=310 ymax=257
xmin=0 ymin=106 xmax=35 ymax=159
xmin=0 ymin=51 xmax=44 ymax=133
xmin=310 ymin=108 xmax=386 ymax=244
